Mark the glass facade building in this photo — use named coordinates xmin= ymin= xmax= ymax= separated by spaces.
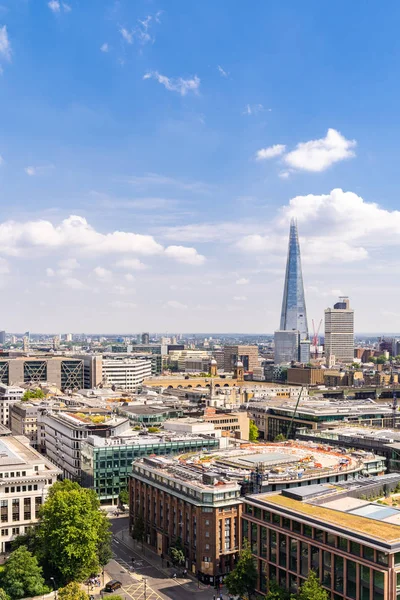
xmin=279 ymin=219 xmax=308 ymax=340
xmin=81 ymin=435 xmax=219 ymax=503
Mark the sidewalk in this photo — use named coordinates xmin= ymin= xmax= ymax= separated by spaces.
xmin=116 ymin=527 xmax=210 ymax=592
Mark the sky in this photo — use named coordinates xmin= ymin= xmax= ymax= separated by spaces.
xmin=1 ymin=1 xmax=400 ymax=333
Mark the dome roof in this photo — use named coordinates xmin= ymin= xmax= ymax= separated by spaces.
xmin=235 ymin=360 xmax=243 ymax=368
xmin=210 ymin=358 xmax=217 ymax=365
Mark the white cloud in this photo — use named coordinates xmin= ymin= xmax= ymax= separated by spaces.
xmin=164 ymin=245 xmax=205 ymax=266
xmin=46 ymin=268 xmax=55 ymax=277
xmin=93 ymin=266 xmax=112 ymax=280
xmin=233 ymin=296 xmax=247 ymax=301
xmin=100 ymin=43 xmax=109 ymax=53
xmin=124 ymin=273 xmax=135 ymax=282
xmin=279 ymin=171 xmax=290 ymax=179
xmin=137 ymin=15 xmax=152 ymax=44
xmin=217 ymin=65 xmax=228 ymax=77
xmin=284 ymin=128 xmax=356 ymax=172
xmin=58 ymin=258 xmax=79 ymax=270
xmin=243 ymin=104 xmax=270 ymax=116
xmin=63 ymin=277 xmax=86 ymax=290
xmin=62 ymin=3 xmax=71 ymax=12
xmin=115 ymin=258 xmax=147 ymax=271
xmin=256 ymin=144 xmax=286 ymax=161
xmin=120 ymin=28 xmax=134 ymax=44
xmin=0 ymin=25 xmax=11 ymax=61
xmin=125 ymin=172 xmax=211 ymax=193
xmin=0 ymin=258 xmax=9 ymax=274
xmin=165 ymin=300 xmax=188 ymax=310
xmin=48 ymin=0 xmax=61 ymax=12
xmin=24 ymin=167 xmax=36 ymax=176
xmin=236 ymin=278 xmax=249 ymax=285
xmin=110 ymin=300 xmax=136 ymax=310
xmin=143 ymin=71 xmax=200 ymax=96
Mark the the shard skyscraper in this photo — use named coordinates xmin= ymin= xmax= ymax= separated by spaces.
xmin=274 ymin=219 xmax=309 ymax=364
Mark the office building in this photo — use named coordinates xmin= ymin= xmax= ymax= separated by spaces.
xmin=0 ymin=435 xmax=61 ymax=553
xmin=274 ymin=330 xmax=300 ymax=365
xmin=324 ymin=297 xmax=354 ymax=364
xmin=39 ymin=411 xmax=130 ymax=481
xmin=101 ymin=357 xmax=152 ymax=391
xmin=243 ymin=474 xmax=400 ymax=598
xmin=81 ymin=432 xmax=219 ymax=503
xmin=141 ymin=332 xmax=150 ymax=345
xmin=10 ymin=403 xmax=39 ymax=448
xmin=0 ymin=331 xmax=5 ymax=345
xmin=129 ymin=456 xmax=242 ymax=583
xmin=0 ymin=356 xmax=84 ymax=391
xmin=279 ymin=219 xmax=308 ymax=339
xmin=0 ymin=384 xmax=25 ymax=428
xmin=203 ymin=407 xmax=250 ymax=439
xmin=223 ymin=345 xmax=259 ymax=372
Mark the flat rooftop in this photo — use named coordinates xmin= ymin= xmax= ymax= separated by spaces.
xmin=85 ymin=431 xmax=219 ymax=447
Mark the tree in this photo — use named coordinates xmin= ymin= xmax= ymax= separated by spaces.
xmin=11 ymin=527 xmax=40 ymax=554
xmin=274 ymin=433 xmax=286 ymax=442
xmin=118 ymin=488 xmax=129 ymax=505
xmin=376 ymin=355 xmax=387 ymax=365
xmin=249 ymin=420 xmax=259 ymax=442
xmin=0 ymin=589 xmax=10 ymax=600
xmin=132 ymin=514 xmax=145 ymax=548
xmin=58 ymin=582 xmax=89 ymax=600
xmin=169 ymin=538 xmax=185 ymax=567
xmin=37 ymin=480 xmax=111 ymax=584
xmin=147 ymin=427 xmax=160 ymax=433
xmin=297 ymin=571 xmax=329 ymax=600
xmin=1 ymin=547 xmax=48 ymax=599
xmin=224 ymin=540 xmax=257 ymax=600
xmin=265 ymin=582 xmax=291 ymax=599
xmin=21 ymin=388 xmax=45 ymax=401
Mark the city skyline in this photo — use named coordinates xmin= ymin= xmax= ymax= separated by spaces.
xmin=2 ymin=2 xmax=400 ymax=332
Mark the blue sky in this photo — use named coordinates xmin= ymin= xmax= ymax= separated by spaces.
xmin=1 ymin=0 xmax=400 ymax=333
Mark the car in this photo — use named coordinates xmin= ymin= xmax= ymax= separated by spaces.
xmin=104 ymin=580 xmax=122 ymax=592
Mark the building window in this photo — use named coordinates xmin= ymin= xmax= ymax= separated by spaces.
xmin=35 ymin=497 xmax=42 ymax=518
xmin=1 ymin=529 xmax=8 ymax=536
xmin=12 ymin=527 xmax=19 ymax=535
xmin=346 ymin=559 xmax=357 ymax=599
xmin=24 ymin=498 xmax=31 ymax=520
xmin=0 ymin=501 xmax=7 ymax=523
xmin=12 ymin=499 xmax=19 ymax=522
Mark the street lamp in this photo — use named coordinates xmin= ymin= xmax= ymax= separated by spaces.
xmin=50 ymin=577 xmax=57 ymax=600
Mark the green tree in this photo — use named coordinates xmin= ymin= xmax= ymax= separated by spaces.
xmin=224 ymin=539 xmax=257 ymax=600
xmin=118 ymin=488 xmax=129 ymax=505
xmin=249 ymin=420 xmax=259 ymax=442
xmin=0 ymin=589 xmax=10 ymax=600
xmin=58 ymin=582 xmax=89 ymax=600
xmin=11 ymin=527 xmax=40 ymax=554
xmin=297 ymin=571 xmax=329 ymax=600
xmin=274 ymin=433 xmax=286 ymax=442
xmin=376 ymin=355 xmax=387 ymax=365
xmin=1 ymin=547 xmax=48 ymax=599
xmin=37 ymin=480 xmax=111 ymax=584
xmin=169 ymin=538 xmax=185 ymax=567
xmin=147 ymin=426 xmax=160 ymax=433
xmin=21 ymin=388 xmax=45 ymax=401
xmin=265 ymin=582 xmax=291 ymax=599
xmin=132 ymin=514 xmax=145 ymax=548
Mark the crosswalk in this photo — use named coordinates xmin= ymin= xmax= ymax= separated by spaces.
xmin=122 ymin=581 xmax=164 ymax=600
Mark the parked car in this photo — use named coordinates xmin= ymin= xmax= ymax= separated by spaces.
xmin=104 ymin=580 xmax=122 ymax=592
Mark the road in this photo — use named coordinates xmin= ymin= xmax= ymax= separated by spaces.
xmin=109 ymin=517 xmax=223 ymax=600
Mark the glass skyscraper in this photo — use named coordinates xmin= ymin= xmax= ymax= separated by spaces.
xmin=279 ymin=219 xmax=308 ymax=340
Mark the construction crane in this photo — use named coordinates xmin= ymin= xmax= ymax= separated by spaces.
xmin=286 ymin=386 xmax=304 ymax=440
xmin=312 ymin=318 xmax=322 ymax=359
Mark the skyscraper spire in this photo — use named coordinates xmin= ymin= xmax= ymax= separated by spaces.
xmin=279 ymin=219 xmax=308 ymax=339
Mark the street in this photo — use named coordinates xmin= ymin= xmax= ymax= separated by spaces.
xmin=109 ymin=517 xmax=227 ymax=600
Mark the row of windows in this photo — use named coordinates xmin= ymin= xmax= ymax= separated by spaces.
xmin=244 ymin=507 xmax=390 ymax=566
xmin=0 ymin=471 xmax=28 ymax=478
xmin=4 ymin=484 xmax=38 ymax=494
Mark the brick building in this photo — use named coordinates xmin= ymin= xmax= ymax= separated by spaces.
xmin=129 ymin=456 xmax=242 ymax=584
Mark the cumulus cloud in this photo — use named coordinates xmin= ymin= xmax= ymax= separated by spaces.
xmin=284 ymin=128 xmax=356 ymax=172
xmin=25 ymin=167 xmax=36 ymax=176
xmin=93 ymin=266 xmax=112 ymax=280
xmin=143 ymin=71 xmax=200 ymax=96
xmin=165 ymin=300 xmax=188 ymax=310
xmin=59 ymin=258 xmax=79 ymax=270
xmin=115 ymin=258 xmax=147 ymax=271
xmin=46 ymin=267 xmax=55 ymax=277
xmin=164 ymin=245 xmax=205 ymax=265
xmin=48 ymin=1 xmax=60 ymax=12
xmin=236 ymin=278 xmax=249 ymax=285
xmin=100 ymin=43 xmax=109 ymax=53
xmin=63 ymin=277 xmax=86 ymax=290
xmin=256 ymin=144 xmax=286 ymax=161
xmin=0 ymin=25 xmax=11 ymax=61
xmin=124 ymin=273 xmax=135 ymax=282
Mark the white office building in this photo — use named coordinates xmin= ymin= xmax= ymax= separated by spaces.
xmin=101 ymin=357 xmax=152 ymax=391
xmin=324 ymin=297 xmax=354 ymax=364
xmin=0 ymin=435 xmax=61 ymax=553
xmin=0 ymin=384 xmax=25 ymax=428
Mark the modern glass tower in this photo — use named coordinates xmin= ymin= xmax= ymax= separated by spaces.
xmin=279 ymin=219 xmax=308 ymax=340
